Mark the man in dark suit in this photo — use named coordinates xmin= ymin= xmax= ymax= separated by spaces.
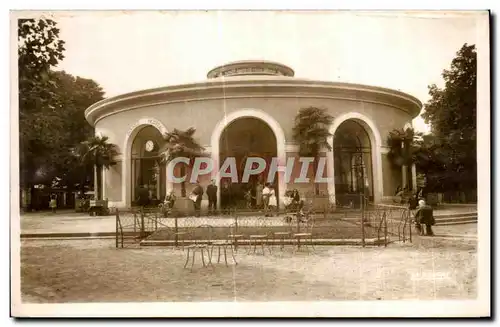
xmin=206 ymin=179 xmax=217 ymax=215
xmin=220 ymin=181 xmax=233 ymax=215
xmin=415 ymin=199 xmax=435 ymax=236
xmin=137 ymin=184 xmax=150 ymax=208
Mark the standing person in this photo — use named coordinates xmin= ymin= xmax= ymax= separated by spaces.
xmin=415 ymin=199 xmax=435 ymax=236
xmin=49 ymin=194 xmax=57 ymax=214
xmin=165 ymin=190 xmax=176 ymax=209
xmin=292 ymin=189 xmax=302 ymax=211
xmin=250 ymin=182 xmax=257 ymax=208
xmin=161 ymin=190 xmax=176 ymax=217
xmin=268 ymin=185 xmax=277 ymax=216
xmin=220 ymin=181 xmax=230 ymax=215
xmin=148 ymin=185 xmax=153 ymax=202
xmin=408 ymin=192 xmax=418 ymax=210
xmin=262 ymin=183 xmax=271 ymax=216
xmin=255 ymin=181 xmax=264 ymax=210
xmin=137 ymin=184 xmax=150 ymax=208
xmin=283 ymin=190 xmax=294 ymax=212
xmin=206 ymin=179 xmax=218 ymax=215
xmin=226 ymin=182 xmax=235 ymax=215
xmin=190 ymin=181 xmax=204 ymax=217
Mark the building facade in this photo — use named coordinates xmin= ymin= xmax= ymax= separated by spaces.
xmin=84 ymin=60 xmax=422 ymax=209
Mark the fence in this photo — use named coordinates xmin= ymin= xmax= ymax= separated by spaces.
xmin=115 ymin=199 xmax=413 ymax=248
xmin=363 ymin=203 xmax=412 ymax=245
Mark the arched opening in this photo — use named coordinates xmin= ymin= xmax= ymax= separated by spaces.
xmin=219 ymin=117 xmax=278 ymax=209
xmin=130 ymin=126 xmax=166 ymax=205
xmin=333 ymin=119 xmax=374 ymax=207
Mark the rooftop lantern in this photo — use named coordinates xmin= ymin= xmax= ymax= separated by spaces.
xmin=207 ymin=60 xmax=295 ymax=79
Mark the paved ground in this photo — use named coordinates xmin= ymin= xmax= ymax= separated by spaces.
xmin=20 ymin=235 xmax=477 ymax=303
xmin=433 ymin=224 xmax=477 ymax=238
xmin=21 ymin=213 xmax=116 ymax=234
xmin=19 ymin=205 xmax=477 ymax=235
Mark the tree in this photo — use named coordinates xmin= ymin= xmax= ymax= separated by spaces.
xmin=49 ymin=71 xmax=105 ymax=191
xmin=75 ymin=136 xmax=119 ymax=200
xmin=159 ymin=128 xmax=205 ymax=197
xmin=386 ymin=127 xmax=427 ymax=192
xmin=387 ymin=127 xmax=423 ymax=168
xmin=19 ymin=18 xmax=66 ymax=206
xmin=421 ymin=43 xmax=477 ymax=193
xmin=292 ymin=107 xmax=334 ymax=195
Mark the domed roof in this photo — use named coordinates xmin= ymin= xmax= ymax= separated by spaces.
xmin=207 ymin=60 xmax=295 ymax=79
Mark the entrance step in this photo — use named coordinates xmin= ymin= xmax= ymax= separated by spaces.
xmin=434 ymin=212 xmax=477 ymax=225
xmin=435 ymin=220 xmax=477 ymax=226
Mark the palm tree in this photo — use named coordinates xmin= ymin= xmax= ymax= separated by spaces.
xmin=387 ymin=127 xmax=423 ymax=191
xmin=292 ymin=107 xmax=334 ymax=196
xmin=74 ymin=135 xmax=119 ymax=200
xmin=159 ymin=127 xmax=206 ymax=197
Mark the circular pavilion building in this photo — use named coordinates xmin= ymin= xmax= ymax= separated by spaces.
xmin=85 ymin=60 xmax=422 ymax=209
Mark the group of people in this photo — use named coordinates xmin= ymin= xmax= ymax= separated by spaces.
xmin=156 ymin=179 xmax=285 ymax=217
xmin=283 ymin=189 xmax=304 ymax=211
xmin=241 ymin=181 xmax=278 ymax=212
xmin=187 ymin=180 xmax=280 ymax=217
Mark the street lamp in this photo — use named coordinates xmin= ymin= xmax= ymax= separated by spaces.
xmin=353 ymin=152 xmax=366 ymax=209
xmin=402 ymin=123 xmax=414 ymax=193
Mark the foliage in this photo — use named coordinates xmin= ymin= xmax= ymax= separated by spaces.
xmin=18 ymin=18 xmax=106 ymax=196
xmin=18 ymin=18 xmax=65 ymax=96
xmin=292 ymin=107 xmax=334 ymax=195
xmin=159 ymin=127 xmax=206 ymax=197
xmin=47 ymin=71 xmax=105 ymax=188
xmin=19 ymin=18 xmax=66 ymax=187
xmin=386 ymin=127 xmax=423 ymax=168
xmin=74 ymin=135 xmax=119 ymax=199
xmin=420 ymin=44 xmax=477 ymax=192
xmin=386 ymin=44 xmax=477 ymax=196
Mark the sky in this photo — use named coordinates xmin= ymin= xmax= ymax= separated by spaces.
xmin=50 ymin=10 xmax=483 ymax=133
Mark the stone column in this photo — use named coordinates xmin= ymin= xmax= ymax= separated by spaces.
xmin=401 ymin=165 xmax=407 ymax=189
xmin=401 ymin=141 xmax=407 ymax=189
xmin=166 ymin=161 xmax=174 ymax=195
xmin=156 ymin=161 xmax=160 ymax=200
xmin=326 ymin=147 xmax=336 ymax=209
xmin=102 ymin=167 xmax=107 ymax=199
xmin=94 ymin=165 xmax=98 ymax=199
xmin=411 ymin=164 xmax=417 ymax=192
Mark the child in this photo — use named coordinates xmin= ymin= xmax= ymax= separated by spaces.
xmin=49 ymin=195 xmax=57 ymax=214
xmin=244 ymin=189 xmax=255 ymax=209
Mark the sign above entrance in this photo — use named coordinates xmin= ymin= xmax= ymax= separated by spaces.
xmin=126 ymin=118 xmax=168 ymax=139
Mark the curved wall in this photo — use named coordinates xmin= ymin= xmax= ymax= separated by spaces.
xmin=96 ymin=96 xmax=414 ymax=207
xmin=87 ymin=64 xmax=422 ymax=207
xmin=95 ymin=96 xmax=413 ymax=153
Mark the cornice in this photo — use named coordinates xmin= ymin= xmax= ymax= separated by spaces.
xmin=85 ymin=77 xmax=422 ymax=126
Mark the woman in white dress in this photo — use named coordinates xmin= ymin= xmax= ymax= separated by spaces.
xmin=262 ymin=183 xmax=271 ymax=216
xmin=268 ymin=185 xmax=277 ymax=217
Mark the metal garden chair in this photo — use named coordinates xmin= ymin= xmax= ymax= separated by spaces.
xmin=227 ymin=222 xmax=244 ymax=252
xmin=183 ymin=224 xmax=213 ymax=269
xmin=209 ymin=224 xmax=238 ymax=266
xmin=293 ymin=216 xmax=314 ymax=252
xmin=247 ymin=217 xmax=272 ymax=255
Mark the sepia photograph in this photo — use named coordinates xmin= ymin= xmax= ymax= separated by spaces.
xmin=10 ymin=8 xmax=490 ymax=318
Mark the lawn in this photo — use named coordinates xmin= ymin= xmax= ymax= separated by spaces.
xmin=146 ymin=218 xmax=379 ymax=241
xmin=20 ymin=237 xmax=477 ymax=303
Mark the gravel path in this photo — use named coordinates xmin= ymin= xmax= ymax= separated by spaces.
xmin=20 ymin=237 xmax=477 ymax=303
